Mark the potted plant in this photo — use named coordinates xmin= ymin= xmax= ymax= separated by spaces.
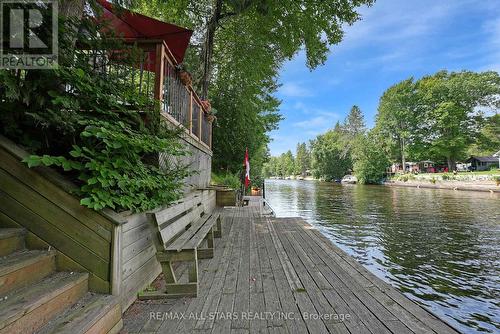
xmin=200 ymin=100 xmax=211 ymax=112
xmin=175 ymin=64 xmax=192 ymax=86
xmin=206 ymin=107 xmax=217 ymax=123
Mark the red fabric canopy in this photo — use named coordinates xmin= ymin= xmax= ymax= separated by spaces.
xmin=97 ymin=0 xmax=193 ymax=65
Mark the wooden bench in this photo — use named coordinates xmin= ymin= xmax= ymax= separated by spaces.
xmin=140 ymin=192 xmax=222 ymax=299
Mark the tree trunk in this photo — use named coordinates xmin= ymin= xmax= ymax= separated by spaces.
xmin=401 ymin=137 xmax=406 ymax=173
xmin=447 ymin=158 xmax=456 ymax=172
xmin=200 ymin=0 xmax=223 ymax=99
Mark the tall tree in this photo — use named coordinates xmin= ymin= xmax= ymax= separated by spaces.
xmin=376 ymin=79 xmax=418 ymax=170
xmin=295 ymin=142 xmax=310 ymax=176
xmin=353 ymin=131 xmax=390 ymax=184
xmin=344 ymin=105 xmax=366 ymax=138
xmin=133 ymin=0 xmax=375 ymax=177
xmin=416 ymin=71 xmax=500 ymax=170
xmin=311 ymin=126 xmax=352 ymax=180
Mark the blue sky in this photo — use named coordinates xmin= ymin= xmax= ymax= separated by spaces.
xmin=269 ymin=0 xmax=500 ymax=156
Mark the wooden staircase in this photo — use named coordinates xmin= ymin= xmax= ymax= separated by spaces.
xmin=0 ymin=228 xmax=122 ymax=334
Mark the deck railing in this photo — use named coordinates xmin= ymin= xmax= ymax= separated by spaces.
xmin=153 ymin=41 xmax=212 ymax=150
xmin=84 ymin=40 xmax=213 ymax=150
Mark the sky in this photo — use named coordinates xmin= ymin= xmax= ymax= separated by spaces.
xmin=269 ymin=0 xmax=500 ymax=156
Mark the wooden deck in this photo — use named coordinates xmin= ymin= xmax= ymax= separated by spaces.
xmin=121 ymin=205 xmax=460 ymax=334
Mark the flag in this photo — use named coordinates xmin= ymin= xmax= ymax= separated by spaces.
xmin=244 ymin=148 xmax=250 ymax=188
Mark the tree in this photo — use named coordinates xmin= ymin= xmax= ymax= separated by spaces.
xmin=468 ymin=114 xmax=500 ymax=156
xmin=311 ymin=126 xmax=351 ymax=180
xmin=133 ymin=0 xmax=375 ymax=178
xmin=416 ymin=71 xmax=500 ymax=170
xmin=353 ymin=132 xmax=390 ymax=184
xmin=295 ymin=142 xmax=310 ymax=176
xmin=344 ymin=105 xmax=366 ymax=138
xmin=375 ymin=79 xmax=418 ymax=169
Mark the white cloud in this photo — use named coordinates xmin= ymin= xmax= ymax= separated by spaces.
xmin=279 ymin=82 xmax=314 ymax=97
xmin=480 ymin=16 xmax=500 ymax=72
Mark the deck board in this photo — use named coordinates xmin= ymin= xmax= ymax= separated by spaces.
xmin=121 ymin=203 xmax=460 ymax=334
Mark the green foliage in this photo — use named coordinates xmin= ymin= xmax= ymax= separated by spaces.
xmin=294 ymin=142 xmax=310 ymax=176
xmin=375 ymin=71 xmax=500 ymax=169
xmin=0 ymin=12 xmax=188 ymax=212
xmin=311 ymin=128 xmax=352 ymax=180
xmin=23 ymin=121 xmax=188 ymax=211
xmin=132 ymin=0 xmax=373 ymax=181
xmin=353 ymin=133 xmax=390 ymax=184
xmin=211 ymin=172 xmax=241 ymax=190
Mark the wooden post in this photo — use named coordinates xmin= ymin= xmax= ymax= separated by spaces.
xmin=189 ymin=91 xmax=193 ymax=134
xmin=153 ymin=43 xmax=165 ymax=102
xmin=110 ymin=224 xmax=122 ymax=296
xmin=209 ymin=121 xmax=212 ymax=149
xmin=198 ymin=106 xmax=202 ymax=141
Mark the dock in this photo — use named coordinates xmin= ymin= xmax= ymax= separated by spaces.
xmin=122 ymin=203 xmax=460 ymax=334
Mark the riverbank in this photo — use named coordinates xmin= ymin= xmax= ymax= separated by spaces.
xmin=386 ymin=173 xmax=500 ymax=193
xmin=384 ymin=180 xmax=500 ymax=193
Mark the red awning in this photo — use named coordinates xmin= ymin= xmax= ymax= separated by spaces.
xmin=97 ymin=0 xmax=193 ymax=64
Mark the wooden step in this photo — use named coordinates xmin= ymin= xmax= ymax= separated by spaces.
xmin=0 ymin=228 xmax=26 ymax=256
xmin=0 ymin=271 xmax=88 ymax=334
xmin=36 ymin=293 xmax=122 ymax=334
xmin=0 ymin=249 xmax=57 ymax=295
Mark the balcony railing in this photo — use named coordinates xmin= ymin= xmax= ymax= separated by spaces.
xmin=153 ymin=41 xmax=212 ymax=150
xmin=84 ymin=40 xmax=212 ymax=151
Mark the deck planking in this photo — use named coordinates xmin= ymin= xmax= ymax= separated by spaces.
xmin=121 ymin=203 xmax=460 ymax=334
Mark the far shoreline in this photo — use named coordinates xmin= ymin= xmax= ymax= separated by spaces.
xmin=266 ymin=177 xmax=500 ymax=194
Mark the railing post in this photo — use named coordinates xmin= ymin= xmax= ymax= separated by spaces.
xmin=198 ymin=106 xmax=202 ymax=141
xmin=189 ymin=91 xmax=193 ymax=134
xmin=154 ymin=43 xmax=165 ymax=102
xmin=209 ymin=122 xmax=212 ymax=149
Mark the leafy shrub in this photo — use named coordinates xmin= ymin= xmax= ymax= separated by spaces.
xmin=430 ymin=177 xmax=437 ymax=184
xmin=24 ymin=121 xmax=188 ymax=211
xmin=0 ymin=12 xmax=189 ymax=212
xmin=212 ymin=172 xmax=241 ymax=190
xmin=353 ymin=134 xmax=390 ymax=184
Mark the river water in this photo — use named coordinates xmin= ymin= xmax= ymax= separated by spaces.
xmin=264 ymin=179 xmax=500 ymax=333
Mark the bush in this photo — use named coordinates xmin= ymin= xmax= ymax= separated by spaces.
xmin=211 ymin=172 xmax=241 ymax=190
xmin=353 ymin=134 xmax=390 ymax=184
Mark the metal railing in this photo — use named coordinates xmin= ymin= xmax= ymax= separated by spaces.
xmin=154 ymin=42 xmax=212 ymax=150
xmin=82 ymin=41 xmax=213 ymax=150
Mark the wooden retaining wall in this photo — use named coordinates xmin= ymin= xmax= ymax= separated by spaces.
xmin=0 ymin=136 xmax=114 ymax=293
xmin=0 ymin=135 xmax=216 ymax=310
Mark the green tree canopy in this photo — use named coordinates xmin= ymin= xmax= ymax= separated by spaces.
xmin=132 ymin=0 xmax=374 ymax=176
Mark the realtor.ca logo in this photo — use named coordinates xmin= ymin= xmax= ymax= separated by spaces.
xmin=0 ymin=0 xmax=58 ymax=69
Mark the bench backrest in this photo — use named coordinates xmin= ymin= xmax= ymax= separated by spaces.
xmin=147 ymin=190 xmax=215 ymax=249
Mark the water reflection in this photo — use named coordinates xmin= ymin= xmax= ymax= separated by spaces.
xmin=265 ymin=179 xmax=500 ymax=334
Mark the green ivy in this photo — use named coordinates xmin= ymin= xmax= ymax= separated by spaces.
xmin=24 ymin=121 xmax=189 ymax=211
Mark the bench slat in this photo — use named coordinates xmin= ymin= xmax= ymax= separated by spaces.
xmin=166 ymin=213 xmax=212 ymax=251
xmin=182 ymin=214 xmax=219 ymax=250
xmin=152 ymin=193 xmax=202 ymax=226
xmin=159 ymin=204 xmax=205 ymax=247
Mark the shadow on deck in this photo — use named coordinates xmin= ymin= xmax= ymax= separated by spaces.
xmin=121 ymin=205 xmax=460 ymax=334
